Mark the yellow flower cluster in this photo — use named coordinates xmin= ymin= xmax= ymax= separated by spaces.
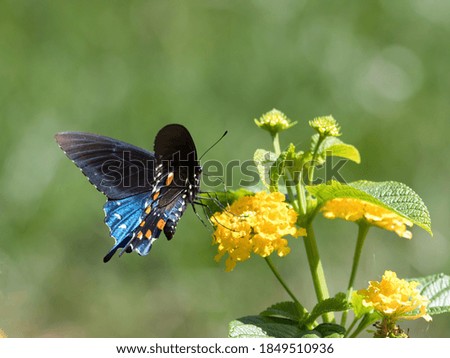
xmin=355 ymin=270 xmax=431 ymax=321
xmin=321 ymin=198 xmax=413 ymax=239
xmin=309 ymin=115 xmax=341 ymax=137
xmin=254 ymin=109 xmax=296 ymax=135
xmin=211 ymin=191 xmax=305 ymax=271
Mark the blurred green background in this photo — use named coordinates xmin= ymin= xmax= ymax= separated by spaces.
xmin=0 ymin=0 xmax=449 ymax=337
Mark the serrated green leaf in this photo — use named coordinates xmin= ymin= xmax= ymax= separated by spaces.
xmin=229 ymin=316 xmax=302 ymax=338
xmin=254 ymin=149 xmax=277 ymax=188
xmin=307 ymin=180 xmax=432 ymax=235
xmin=260 ymin=301 xmax=304 ymax=322
xmin=302 ymin=292 xmax=350 ymax=326
xmin=350 ymin=181 xmax=432 ymax=235
xmin=410 ymin=273 xmax=450 ymax=315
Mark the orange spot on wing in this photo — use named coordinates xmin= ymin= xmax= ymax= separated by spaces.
xmin=153 ymin=191 xmax=160 ymax=200
xmin=140 ymin=220 xmax=146 ymax=227
xmin=165 ymin=172 xmax=174 ymax=186
xmin=145 ymin=229 xmax=152 ymax=239
xmin=157 ymin=219 xmax=166 ymax=230
xmin=145 ymin=206 xmax=151 ymax=214
xmin=137 ymin=231 xmax=143 ymax=239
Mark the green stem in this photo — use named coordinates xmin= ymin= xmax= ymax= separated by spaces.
xmin=341 ymin=223 xmax=370 ymax=327
xmin=344 ymin=316 xmax=360 ymax=338
xmin=285 ymin=171 xmax=299 ymax=211
xmin=307 ymin=135 xmax=325 ymax=186
xmin=349 ymin=315 xmax=374 ymax=338
xmin=303 ymin=223 xmax=333 ymax=322
xmin=264 ymin=257 xmax=308 ymax=317
xmin=272 ymin=133 xmax=281 ymax=156
xmin=295 ymin=171 xmax=307 ymax=216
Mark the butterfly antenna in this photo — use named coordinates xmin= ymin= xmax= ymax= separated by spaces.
xmin=199 ymin=130 xmax=228 ymax=161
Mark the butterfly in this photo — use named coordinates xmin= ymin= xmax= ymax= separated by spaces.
xmin=55 ymin=124 xmax=202 ymax=262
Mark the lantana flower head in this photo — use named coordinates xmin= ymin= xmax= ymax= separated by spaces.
xmin=321 ymin=198 xmax=413 ymax=239
xmin=309 ymin=115 xmax=341 ymax=137
xmin=211 ymin=191 xmax=305 ymax=271
xmin=254 ymin=109 xmax=297 ymax=135
xmin=352 ymin=270 xmax=431 ymax=322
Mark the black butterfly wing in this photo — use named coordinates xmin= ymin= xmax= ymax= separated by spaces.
xmin=103 ymin=172 xmax=189 ymax=262
xmin=154 ymin=124 xmax=198 ymax=162
xmin=154 ymin=124 xmax=201 ymax=206
xmin=55 ymin=132 xmax=156 ymax=200
xmin=120 ymin=124 xmax=201 ymax=258
xmin=56 ymin=125 xmax=201 ymax=262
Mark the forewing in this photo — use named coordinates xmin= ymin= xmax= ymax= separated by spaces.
xmin=55 ymin=132 xmax=156 ymax=199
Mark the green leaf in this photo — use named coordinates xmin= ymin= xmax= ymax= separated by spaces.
xmin=310 ymin=134 xmax=361 ymax=164
xmin=307 ymin=180 xmax=432 ymax=236
xmin=229 ymin=316 xmax=302 ymax=338
xmin=260 ymin=301 xmax=304 ymax=322
xmin=352 ymin=180 xmax=432 ymax=235
xmin=351 ymin=291 xmax=374 ymax=318
xmin=254 ymin=149 xmax=277 ymax=188
xmin=324 ymin=143 xmax=360 ymax=164
xmin=302 ymin=292 xmax=350 ymax=326
xmin=410 ymin=273 xmax=450 ymax=315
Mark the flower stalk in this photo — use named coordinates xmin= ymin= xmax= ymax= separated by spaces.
xmin=264 ymin=257 xmax=309 ymax=319
xmin=341 ymin=222 xmax=370 ymax=326
xmin=303 ymin=223 xmax=333 ymax=322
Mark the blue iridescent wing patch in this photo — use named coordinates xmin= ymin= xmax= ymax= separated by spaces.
xmin=103 ymin=192 xmax=150 ymax=262
xmin=55 ymin=124 xmax=202 ymax=262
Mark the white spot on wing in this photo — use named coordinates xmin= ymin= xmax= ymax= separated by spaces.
xmin=119 ymin=224 xmax=127 ymax=229
xmin=114 ymin=213 xmax=122 ymax=220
